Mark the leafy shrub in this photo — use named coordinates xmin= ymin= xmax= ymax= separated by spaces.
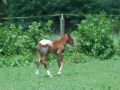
xmin=64 ymin=52 xmax=90 ymax=63
xmin=0 ymin=24 xmax=21 ymax=55
xmin=0 ymin=20 xmax=53 ymax=66
xmin=111 ymin=18 xmax=120 ymax=34
xmin=27 ymin=20 xmax=53 ymax=52
xmin=0 ymin=52 xmax=35 ymax=67
xmin=73 ymin=13 xmax=114 ymax=59
xmin=114 ymin=35 xmax=120 ymax=55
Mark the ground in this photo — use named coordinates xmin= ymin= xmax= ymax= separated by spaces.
xmin=0 ymin=60 xmax=120 ymax=90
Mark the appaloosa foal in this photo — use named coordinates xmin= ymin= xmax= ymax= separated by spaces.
xmin=36 ymin=34 xmax=74 ymax=77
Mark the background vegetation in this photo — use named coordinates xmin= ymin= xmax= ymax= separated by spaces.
xmin=0 ymin=0 xmax=120 ymax=66
xmin=73 ymin=13 xmax=114 ymax=58
xmin=0 ymin=0 xmax=120 ymax=28
xmin=0 ymin=1 xmax=120 ymax=90
xmin=1 ymin=0 xmax=120 ymax=16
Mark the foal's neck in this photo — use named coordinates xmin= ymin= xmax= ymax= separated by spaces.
xmin=53 ymin=36 xmax=68 ymax=46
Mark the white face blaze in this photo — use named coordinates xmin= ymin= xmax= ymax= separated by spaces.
xmin=39 ymin=39 xmax=53 ymax=46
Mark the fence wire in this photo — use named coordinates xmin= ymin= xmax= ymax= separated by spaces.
xmin=0 ymin=13 xmax=119 ymax=34
xmin=0 ymin=13 xmax=120 ymax=20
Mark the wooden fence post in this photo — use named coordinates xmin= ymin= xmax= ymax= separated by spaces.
xmin=60 ymin=14 xmax=65 ymax=37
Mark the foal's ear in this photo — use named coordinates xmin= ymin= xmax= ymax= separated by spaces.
xmin=66 ymin=33 xmax=70 ymax=38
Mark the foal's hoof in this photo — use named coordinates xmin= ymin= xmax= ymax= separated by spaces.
xmin=57 ymin=73 xmax=63 ymax=76
xmin=49 ymin=75 xmax=53 ymax=78
xmin=36 ymin=71 xmax=39 ymax=75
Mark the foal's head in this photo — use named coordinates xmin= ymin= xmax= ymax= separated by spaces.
xmin=64 ymin=33 xmax=74 ymax=46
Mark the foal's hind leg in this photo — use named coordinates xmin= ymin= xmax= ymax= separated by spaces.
xmin=43 ymin=55 xmax=52 ymax=78
xmin=36 ymin=55 xmax=40 ymax=75
xmin=57 ymin=53 xmax=64 ymax=76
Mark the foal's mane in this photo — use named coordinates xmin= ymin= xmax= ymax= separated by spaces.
xmin=53 ymin=34 xmax=69 ymax=45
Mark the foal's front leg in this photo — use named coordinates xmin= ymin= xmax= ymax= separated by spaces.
xmin=43 ymin=55 xmax=52 ymax=78
xmin=57 ymin=53 xmax=64 ymax=76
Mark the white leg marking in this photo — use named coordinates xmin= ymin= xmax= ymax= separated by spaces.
xmin=36 ymin=69 xmax=39 ymax=75
xmin=47 ymin=70 xmax=52 ymax=78
xmin=57 ymin=63 xmax=63 ymax=75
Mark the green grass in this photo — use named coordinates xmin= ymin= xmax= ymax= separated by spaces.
xmin=0 ymin=60 xmax=120 ymax=90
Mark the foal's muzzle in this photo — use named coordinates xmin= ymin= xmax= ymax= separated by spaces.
xmin=69 ymin=41 xmax=74 ymax=46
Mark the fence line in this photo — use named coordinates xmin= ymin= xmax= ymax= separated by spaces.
xmin=0 ymin=13 xmax=119 ymax=35
xmin=0 ymin=14 xmax=60 ymax=20
xmin=0 ymin=14 xmax=81 ymax=20
xmin=0 ymin=13 xmax=120 ymax=20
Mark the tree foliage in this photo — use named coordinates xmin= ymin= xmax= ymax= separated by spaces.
xmin=1 ymin=0 xmax=119 ymax=17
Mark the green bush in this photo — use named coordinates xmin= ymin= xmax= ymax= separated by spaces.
xmin=64 ymin=52 xmax=91 ymax=63
xmin=0 ymin=20 xmax=53 ymax=66
xmin=73 ymin=13 xmax=114 ymax=59
xmin=111 ymin=18 xmax=120 ymax=34
xmin=0 ymin=52 xmax=35 ymax=67
xmin=114 ymin=35 xmax=120 ymax=55
xmin=27 ymin=20 xmax=53 ymax=52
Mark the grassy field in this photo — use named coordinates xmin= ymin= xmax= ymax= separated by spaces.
xmin=0 ymin=60 xmax=120 ymax=90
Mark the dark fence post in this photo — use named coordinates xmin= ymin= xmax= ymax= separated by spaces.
xmin=60 ymin=14 xmax=65 ymax=37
